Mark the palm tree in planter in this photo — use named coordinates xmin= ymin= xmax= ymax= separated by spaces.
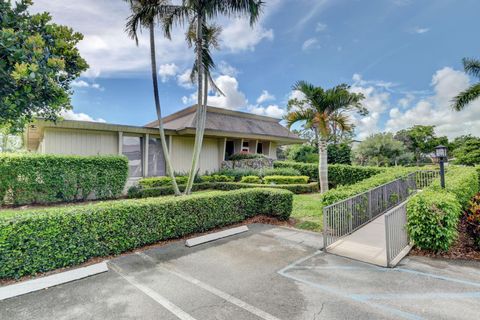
xmin=124 ymin=0 xmax=181 ymax=195
xmin=163 ymin=0 xmax=264 ymax=195
xmin=453 ymin=58 xmax=480 ymax=111
xmin=285 ymin=81 xmax=367 ymax=193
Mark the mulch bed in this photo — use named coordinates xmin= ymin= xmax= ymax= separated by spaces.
xmin=410 ymin=214 xmax=480 ymax=261
xmin=0 ymin=215 xmax=294 ymax=286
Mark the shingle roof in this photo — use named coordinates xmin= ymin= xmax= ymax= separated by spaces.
xmin=145 ymin=105 xmax=302 ymax=142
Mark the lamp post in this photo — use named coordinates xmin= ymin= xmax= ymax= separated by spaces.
xmin=435 ymin=145 xmax=447 ymax=189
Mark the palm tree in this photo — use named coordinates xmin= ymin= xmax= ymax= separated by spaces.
xmin=453 ymin=58 xmax=480 ymax=111
xmin=285 ymin=81 xmax=366 ymax=193
xmin=124 ymin=0 xmax=181 ymax=195
xmin=163 ymin=0 xmax=264 ymax=195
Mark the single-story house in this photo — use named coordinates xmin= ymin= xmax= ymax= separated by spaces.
xmin=25 ymin=105 xmax=303 ymax=179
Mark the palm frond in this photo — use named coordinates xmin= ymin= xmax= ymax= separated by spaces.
xmin=463 ymin=57 xmax=480 ymax=79
xmin=452 ymin=83 xmax=480 ymax=111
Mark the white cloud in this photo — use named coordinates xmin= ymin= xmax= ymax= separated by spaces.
xmin=249 ymin=104 xmax=285 ymax=119
xmin=158 ymin=63 xmax=179 ymax=82
xmin=412 ymin=27 xmax=430 ymax=34
xmin=293 ymin=0 xmax=331 ymax=31
xmin=398 ymin=93 xmax=415 ymax=108
xmin=217 ymin=61 xmax=239 ymax=77
xmin=386 ymin=67 xmax=480 ymax=138
xmin=302 ymin=38 xmax=319 ymax=51
xmin=177 ymin=69 xmax=194 ymax=89
xmin=256 ymin=90 xmax=275 ymax=104
xmin=316 ymin=22 xmax=327 ymax=32
xmin=221 ymin=18 xmax=274 ymax=52
xmin=60 ymin=110 xmax=106 ymax=123
xmin=71 ymin=79 xmax=104 ymax=91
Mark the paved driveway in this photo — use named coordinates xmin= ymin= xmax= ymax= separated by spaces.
xmin=1 ymin=224 xmax=480 ymax=320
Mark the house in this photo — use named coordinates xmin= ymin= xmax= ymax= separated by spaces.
xmin=25 ymin=105 xmax=303 ymax=179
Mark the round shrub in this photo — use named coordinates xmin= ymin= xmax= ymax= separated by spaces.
xmin=407 ymin=190 xmax=461 ymax=252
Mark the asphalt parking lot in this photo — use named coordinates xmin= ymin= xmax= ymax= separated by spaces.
xmin=2 ymin=223 xmax=480 ymax=320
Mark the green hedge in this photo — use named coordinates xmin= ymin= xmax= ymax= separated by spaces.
xmin=0 ymin=188 xmax=292 ymax=279
xmin=240 ymin=176 xmax=261 ymax=184
xmin=407 ymin=190 xmax=461 ymax=252
xmin=200 ymin=175 xmax=235 ymax=183
xmin=406 ymin=166 xmax=479 ymax=251
xmin=0 ymin=154 xmax=128 ymax=206
xmin=263 ymin=175 xmax=309 ymax=185
xmin=128 ymin=182 xmax=318 ymax=198
xmin=320 ymin=167 xmax=415 ymax=207
xmin=139 ymin=176 xmax=188 ymax=188
xmin=274 ymin=161 xmax=384 ymax=186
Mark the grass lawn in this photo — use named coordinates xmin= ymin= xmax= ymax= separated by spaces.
xmin=292 ymin=193 xmax=323 ymax=232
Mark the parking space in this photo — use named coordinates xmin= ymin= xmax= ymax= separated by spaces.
xmin=1 ymin=224 xmax=479 ymax=320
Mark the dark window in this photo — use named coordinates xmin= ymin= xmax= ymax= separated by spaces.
xmin=242 ymin=141 xmax=249 ymax=152
xmin=257 ymin=142 xmax=263 ymax=154
xmin=148 ymin=138 xmax=165 ymax=177
xmin=123 ymin=136 xmax=143 ymax=177
xmin=225 ymin=141 xmax=234 ymax=160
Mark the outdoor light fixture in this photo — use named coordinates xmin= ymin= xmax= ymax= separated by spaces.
xmin=435 ymin=145 xmax=447 ymax=189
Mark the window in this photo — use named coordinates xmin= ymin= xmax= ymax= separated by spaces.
xmin=225 ymin=141 xmax=234 ymax=160
xmin=257 ymin=142 xmax=263 ymax=154
xmin=148 ymin=138 xmax=165 ymax=177
xmin=122 ymin=136 xmax=143 ymax=177
xmin=242 ymin=141 xmax=249 ymax=152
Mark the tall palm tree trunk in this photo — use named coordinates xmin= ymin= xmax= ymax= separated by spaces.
xmin=317 ymin=129 xmax=329 ymax=193
xmin=184 ymin=13 xmax=205 ymax=195
xmin=149 ymin=22 xmax=181 ymax=196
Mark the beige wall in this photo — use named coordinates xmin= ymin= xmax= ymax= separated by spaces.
xmin=170 ymin=136 xmax=221 ymax=174
xmin=42 ymin=128 xmax=118 ymax=156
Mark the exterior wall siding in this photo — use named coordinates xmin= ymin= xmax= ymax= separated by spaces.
xmin=170 ymin=136 xmax=221 ymax=174
xmin=43 ymin=128 xmax=118 ymax=156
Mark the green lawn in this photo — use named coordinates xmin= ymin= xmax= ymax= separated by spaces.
xmin=292 ymin=193 xmax=324 ymax=232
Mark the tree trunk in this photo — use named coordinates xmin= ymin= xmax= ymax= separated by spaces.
xmin=184 ymin=13 xmax=205 ymax=195
xmin=149 ymin=22 xmax=181 ymax=196
xmin=317 ymin=129 xmax=329 ymax=193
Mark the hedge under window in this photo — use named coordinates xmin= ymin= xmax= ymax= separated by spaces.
xmin=123 ymin=136 xmax=143 ymax=177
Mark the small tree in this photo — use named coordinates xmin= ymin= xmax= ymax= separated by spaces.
xmin=354 ymin=133 xmax=408 ymax=167
xmin=452 ymin=135 xmax=480 ymax=166
xmin=0 ymin=0 xmax=88 ymax=132
xmin=286 ymin=82 xmax=366 ymax=193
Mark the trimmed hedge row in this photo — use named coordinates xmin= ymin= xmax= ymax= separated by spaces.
xmin=216 ymin=167 xmax=301 ymax=182
xmin=139 ymin=176 xmax=188 ymax=188
xmin=0 ymin=188 xmax=293 ymax=279
xmin=263 ymin=175 xmax=309 ymax=185
xmin=128 ymin=182 xmax=319 ymax=198
xmin=0 ymin=154 xmax=128 ymax=206
xmin=407 ymin=166 xmax=480 ymax=252
xmin=274 ymin=161 xmax=385 ymax=186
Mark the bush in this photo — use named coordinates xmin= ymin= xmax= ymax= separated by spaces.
xmin=407 ymin=190 xmax=461 ymax=252
xmin=274 ymin=161 xmax=384 ymax=186
xmin=0 ymin=188 xmax=293 ymax=279
xmin=259 ymin=167 xmax=301 ymax=177
xmin=139 ymin=176 xmax=188 ymax=188
xmin=465 ymin=194 xmax=480 ymax=248
xmin=216 ymin=168 xmax=261 ymax=181
xmin=127 ymin=183 xmax=213 ymax=198
xmin=240 ymin=176 xmax=262 ymax=184
xmin=228 ymin=153 xmax=265 ymax=161
xmin=0 ymin=154 xmax=128 ymax=206
xmin=430 ymin=166 xmax=479 ymax=208
xmin=200 ymin=175 xmax=235 ymax=183
xmin=264 ymin=175 xmax=309 ymax=185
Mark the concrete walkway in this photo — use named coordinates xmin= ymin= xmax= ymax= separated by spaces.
xmin=327 ymin=214 xmax=388 ymax=267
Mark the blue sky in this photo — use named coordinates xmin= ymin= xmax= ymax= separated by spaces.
xmin=31 ymin=0 xmax=480 ymax=139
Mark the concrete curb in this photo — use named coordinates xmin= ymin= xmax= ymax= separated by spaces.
xmin=186 ymin=226 xmax=249 ymax=247
xmin=0 ymin=262 xmax=109 ymax=301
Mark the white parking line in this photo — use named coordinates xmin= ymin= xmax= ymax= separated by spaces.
xmin=137 ymin=252 xmax=282 ymax=320
xmin=109 ymin=263 xmax=197 ymax=320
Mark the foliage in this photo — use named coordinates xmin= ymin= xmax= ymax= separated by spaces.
xmin=0 ymin=0 xmax=88 ymax=132
xmin=263 ymin=175 xmax=309 ymax=185
xmin=228 ymin=153 xmax=266 ymax=161
xmin=216 ymin=168 xmax=262 ymax=182
xmin=353 ymin=132 xmax=408 ymax=166
xmin=328 ymin=143 xmax=352 ymax=165
xmin=0 ymin=154 xmax=128 ymax=206
xmin=286 ymin=143 xmax=352 ymax=165
xmin=285 ymin=81 xmax=367 ymax=193
xmin=465 ymin=194 xmax=480 ymax=248
xmin=452 ymin=136 xmax=480 ymax=165
xmin=0 ymin=188 xmax=292 ymax=278
xmin=407 ymin=190 xmax=461 ymax=252
xmin=240 ymin=176 xmax=261 ymax=184
xmin=274 ymin=161 xmax=384 ymax=187
xmin=139 ymin=176 xmax=189 ymax=188
xmin=259 ymin=167 xmax=301 ymax=177
xmin=200 ymin=175 xmax=234 ymax=183
xmin=0 ymin=125 xmax=22 ymax=152
xmin=394 ymin=125 xmax=448 ymax=165
xmin=430 ymin=166 xmax=479 ymax=208
xmin=452 ymin=58 xmax=480 ymax=111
